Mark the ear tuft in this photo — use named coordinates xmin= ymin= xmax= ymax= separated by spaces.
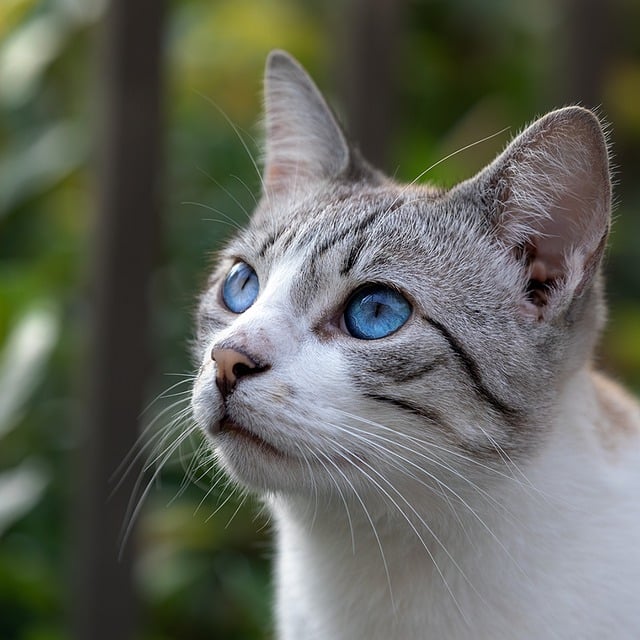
xmin=263 ymin=50 xmax=351 ymax=194
xmin=476 ymin=107 xmax=611 ymax=320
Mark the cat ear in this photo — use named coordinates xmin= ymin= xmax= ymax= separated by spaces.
xmin=472 ymin=107 xmax=611 ymax=320
xmin=263 ymin=50 xmax=352 ymax=193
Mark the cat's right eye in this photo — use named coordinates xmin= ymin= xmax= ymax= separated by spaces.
xmin=221 ymin=262 xmax=259 ymax=313
xmin=342 ymin=284 xmax=412 ymax=340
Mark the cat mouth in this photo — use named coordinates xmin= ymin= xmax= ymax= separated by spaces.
xmin=218 ymin=415 xmax=287 ymax=458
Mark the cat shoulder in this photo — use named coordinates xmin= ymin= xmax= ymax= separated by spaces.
xmin=590 ymin=369 xmax=640 ymax=454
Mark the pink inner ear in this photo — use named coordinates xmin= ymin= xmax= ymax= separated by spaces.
xmin=528 ymin=258 xmax=548 ymax=283
xmin=514 ymin=175 xmax=609 ymax=320
xmin=494 ymin=109 xmax=611 ymax=320
xmin=529 ymin=192 xmax=585 ymax=279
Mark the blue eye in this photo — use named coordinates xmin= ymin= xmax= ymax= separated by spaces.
xmin=343 ymin=284 xmax=412 ymax=340
xmin=222 ymin=262 xmax=259 ymax=313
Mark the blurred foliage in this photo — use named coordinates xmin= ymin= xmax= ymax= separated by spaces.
xmin=0 ymin=0 xmax=639 ymax=638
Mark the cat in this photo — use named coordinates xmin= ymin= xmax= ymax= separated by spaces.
xmin=190 ymin=50 xmax=640 ymax=639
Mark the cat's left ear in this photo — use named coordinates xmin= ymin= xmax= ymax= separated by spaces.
xmin=263 ymin=50 xmax=355 ymax=194
xmin=467 ymin=107 xmax=611 ymax=320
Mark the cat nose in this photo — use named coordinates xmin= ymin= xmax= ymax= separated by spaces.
xmin=211 ymin=347 xmax=266 ymax=399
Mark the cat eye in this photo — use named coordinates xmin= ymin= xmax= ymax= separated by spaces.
xmin=221 ymin=262 xmax=259 ymax=313
xmin=343 ymin=284 xmax=412 ymax=340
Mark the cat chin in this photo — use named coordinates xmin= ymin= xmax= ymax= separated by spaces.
xmin=214 ymin=438 xmax=307 ymax=493
xmin=213 ymin=425 xmax=374 ymax=495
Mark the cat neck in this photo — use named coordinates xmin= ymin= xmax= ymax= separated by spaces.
xmin=270 ymin=369 xmax=640 ymax=640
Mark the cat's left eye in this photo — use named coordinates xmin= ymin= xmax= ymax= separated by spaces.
xmin=222 ymin=262 xmax=259 ymax=313
xmin=342 ymin=284 xmax=412 ymax=340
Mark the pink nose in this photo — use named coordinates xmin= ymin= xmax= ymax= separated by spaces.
xmin=211 ymin=348 xmax=265 ymax=398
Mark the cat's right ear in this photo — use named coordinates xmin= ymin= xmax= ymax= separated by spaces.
xmin=262 ymin=50 xmax=352 ymax=194
xmin=463 ymin=107 xmax=611 ymax=322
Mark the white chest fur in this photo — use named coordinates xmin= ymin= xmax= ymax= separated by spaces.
xmin=272 ymin=373 xmax=640 ymax=640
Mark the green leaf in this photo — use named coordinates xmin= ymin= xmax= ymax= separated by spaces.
xmin=0 ymin=459 xmax=48 ymax=536
xmin=0 ymin=122 xmax=85 ymax=218
xmin=0 ymin=305 xmax=59 ymax=439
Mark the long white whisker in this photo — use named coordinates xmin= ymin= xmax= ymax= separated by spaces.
xmin=294 ymin=442 xmax=321 ymax=529
xmin=195 ymin=91 xmax=272 ymax=215
xmin=141 ymin=376 xmax=195 ymax=415
xmin=333 ymin=415 xmax=523 ymax=526
xmin=195 ymin=165 xmax=253 ymax=221
xmin=336 ymin=408 xmax=534 ymax=489
xmin=323 ymin=437 xmax=473 ymax=626
xmin=225 ymin=490 xmax=250 ymax=529
xmin=472 ymin=421 xmax=555 ymax=506
xmin=331 ymin=421 xmax=530 ymax=581
xmin=383 ymin=127 xmax=510 ymax=216
xmin=194 ymin=464 xmax=229 ymax=516
xmin=119 ymin=421 xmax=199 ymax=557
xmin=111 ymin=396 xmax=193 ymax=494
xmin=231 ymin=173 xmax=258 ymax=207
xmin=301 ymin=444 xmax=356 ymax=553
xmin=181 ymin=201 xmax=245 ymax=231
xmin=312 ymin=447 xmax=396 ymax=612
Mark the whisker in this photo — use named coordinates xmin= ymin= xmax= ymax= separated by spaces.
xmin=323 ymin=437 xmax=472 ymax=626
xmin=231 ymin=174 xmax=258 ymax=206
xmin=301 ymin=443 xmax=355 ymax=553
xmin=331 ymin=421 xmax=530 ymax=581
xmin=333 ymin=414 xmax=522 ymax=525
xmin=205 ymin=477 xmax=244 ymax=523
xmin=294 ymin=442 xmax=321 ymax=529
xmin=194 ymin=464 xmax=229 ymax=516
xmin=181 ymin=201 xmax=245 ymax=231
xmin=383 ymin=127 xmax=510 ymax=216
xmin=195 ymin=165 xmax=253 ymax=221
xmin=141 ymin=375 xmax=195 ymax=415
xmin=119 ymin=420 xmax=199 ymax=558
xmin=194 ymin=91 xmax=273 ymax=216
xmin=336 ymin=409 xmax=535 ymax=490
xmin=111 ymin=396 xmax=192 ymax=494
xmin=225 ymin=490 xmax=250 ymax=529
xmin=312 ymin=447 xmax=396 ymax=612
xmin=472 ymin=421 xmax=555 ymax=506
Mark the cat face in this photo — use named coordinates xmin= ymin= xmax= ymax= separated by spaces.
xmin=191 ymin=51 xmax=611 ymax=498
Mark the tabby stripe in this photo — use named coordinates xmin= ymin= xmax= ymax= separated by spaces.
xmin=364 ymin=393 xmax=443 ymax=425
xmin=310 ymin=212 xmax=380 ymax=265
xmin=424 ymin=316 xmax=520 ymax=420
xmin=311 ymin=199 xmax=406 ymax=268
xmin=340 ymin=243 xmax=365 ymax=276
xmin=388 ymin=356 xmax=448 ymax=383
xmin=257 ymin=230 xmax=282 ymax=258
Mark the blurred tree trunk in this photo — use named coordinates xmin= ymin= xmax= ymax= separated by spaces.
xmin=341 ymin=0 xmax=406 ymax=171
xmin=561 ymin=0 xmax=618 ymax=108
xmin=73 ymin=1 xmax=165 ymax=639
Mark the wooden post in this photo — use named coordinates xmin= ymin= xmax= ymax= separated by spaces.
xmin=73 ymin=1 xmax=165 ymax=638
xmin=341 ymin=0 xmax=406 ymax=171
xmin=561 ymin=0 xmax=618 ymax=108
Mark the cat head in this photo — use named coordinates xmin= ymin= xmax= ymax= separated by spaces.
xmin=191 ymin=51 xmax=611 ymax=498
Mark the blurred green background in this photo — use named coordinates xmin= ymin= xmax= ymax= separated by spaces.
xmin=1 ymin=0 xmax=639 ymax=638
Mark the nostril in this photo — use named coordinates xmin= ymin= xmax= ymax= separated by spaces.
xmin=212 ymin=346 xmax=269 ymax=399
xmin=232 ymin=361 xmax=254 ymax=379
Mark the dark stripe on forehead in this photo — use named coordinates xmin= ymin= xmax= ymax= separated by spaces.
xmin=256 ymin=224 xmax=299 ymax=259
xmin=257 ymin=230 xmax=281 ymax=258
xmin=310 ymin=197 xmax=407 ymax=270
xmin=310 ymin=210 xmax=379 ymax=263
xmin=423 ymin=316 xmax=521 ymax=422
xmin=340 ymin=243 xmax=365 ymax=276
